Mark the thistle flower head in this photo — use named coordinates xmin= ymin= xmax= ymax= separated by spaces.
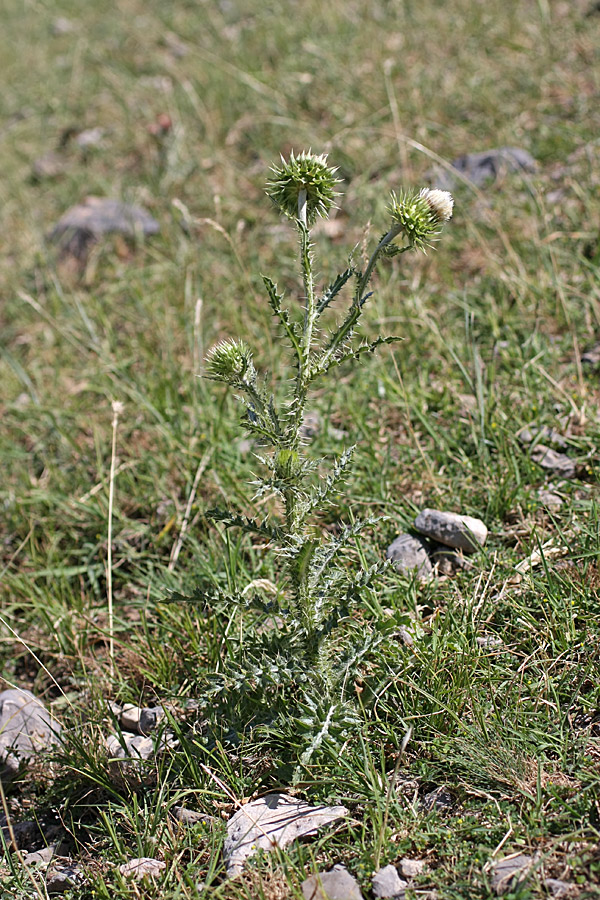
xmin=419 ymin=188 xmax=454 ymax=223
xmin=266 ymin=150 xmax=340 ymax=225
xmin=205 ymin=339 xmax=254 ymax=382
xmin=388 ymin=187 xmax=453 ymax=251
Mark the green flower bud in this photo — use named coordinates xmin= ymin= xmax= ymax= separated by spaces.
xmin=388 ymin=187 xmax=453 ymax=251
xmin=274 ymin=449 xmax=301 ymax=480
xmin=266 ymin=150 xmax=340 ymax=225
xmin=205 ymin=339 xmax=254 ymax=381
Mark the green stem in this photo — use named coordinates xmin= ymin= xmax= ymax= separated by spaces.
xmin=356 ymin=224 xmax=403 ymax=301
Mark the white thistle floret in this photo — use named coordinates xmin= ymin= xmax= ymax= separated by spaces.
xmin=419 ymin=188 xmax=454 ymax=223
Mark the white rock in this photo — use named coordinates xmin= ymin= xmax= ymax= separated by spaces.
xmin=414 ymin=509 xmax=487 ymax=553
xmin=224 ymin=793 xmax=347 ymax=876
xmin=0 ymin=689 xmax=61 ymax=782
xmin=372 ymin=863 xmax=407 ymax=897
xmin=302 ymin=864 xmax=363 ymax=899
xmin=399 ymin=858 xmax=425 ymax=878
xmin=119 ymin=858 xmax=166 ymax=880
xmin=491 ymin=854 xmax=533 ymax=895
xmin=386 ymin=534 xmax=433 ymax=580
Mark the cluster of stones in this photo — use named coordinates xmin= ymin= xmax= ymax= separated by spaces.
xmin=386 ymin=508 xmax=488 ymax=581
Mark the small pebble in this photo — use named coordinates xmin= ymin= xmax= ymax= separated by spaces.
xmin=22 ymin=845 xmax=58 ymax=866
xmin=372 ymin=863 xmax=407 ymax=898
xmin=47 ymin=865 xmax=84 ymax=894
xmin=399 ymin=858 xmax=425 ymax=879
xmin=544 ymin=878 xmax=573 ymax=897
xmin=538 ymin=489 xmax=563 ymax=510
xmin=414 ymin=509 xmax=487 ymax=553
xmin=119 ymin=857 xmax=166 ymax=880
xmin=172 ymin=806 xmax=215 ymax=826
xmin=386 ymin=533 xmax=433 ymax=580
xmin=530 ymin=445 xmax=576 ymax=479
xmin=491 ymin=854 xmax=533 ymax=895
xmin=302 ymin=864 xmax=364 ymax=899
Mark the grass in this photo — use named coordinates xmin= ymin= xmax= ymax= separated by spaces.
xmin=1 ymin=0 xmax=600 ymax=896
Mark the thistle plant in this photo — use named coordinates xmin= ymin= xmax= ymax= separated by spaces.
xmin=195 ymin=153 xmax=452 ymax=758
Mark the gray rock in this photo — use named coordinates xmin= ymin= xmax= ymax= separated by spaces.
xmin=581 ymin=342 xmax=600 ymax=368
xmin=75 ymin=127 xmax=105 ymax=150
xmin=423 ymin=786 xmax=453 ymax=812
xmin=372 ymin=864 xmax=407 ymax=898
xmin=106 ymin=730 xmax=176 ymax=788
xmin=491 ymin=854 xmax=533 ymax=895
xmin=32 ymin=152 xmax=66 ymax=180
xmin=429 ymin=147 xmax=536 ymax=190
xmin=51 ymin=17 xmax=75 ymax=35
xmin=119 ymin=704 xmax=165 ymax=735
xmin=50 ymin=196 xmax=159 ymax=258
xmin=47 ymin=865 xmax=85 ymax=893
xmin=399 ymin=858 xmax=425 ymax=879
xmin=0 ymin=819 xmax=40 ymax=850
xmin=171 ymin=806 xmax=215 ymax=826
xmin=397 ymin=625 xmax=415 ymax=647
xmin=0 ymin=689 xmax=61 ymax=782
xmin=119 ymin=857 xmax=166 ymax=880
xmin=530 ymin=445 xmax=576 ymax=479
xmin=386 ymin=534 xmax=433 ymax=580
xmin=537 ymin=489 xmax=564 ymax=510
xmin=544 ymin=878 xmax=573 ymax=897
xmin=302 ymin=865 xmax=363 ymax=900
xmin=224 ymin=793 xmax=348 ymax=876
xmin=517 ymin=425 xmax=567 ymax=449
xmin=414 ymin=509 xmax=487 ymax=553
xmin=22 ymin=845 xmax=58 ymax=866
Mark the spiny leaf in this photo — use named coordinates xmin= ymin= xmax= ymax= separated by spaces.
xmin=262 ymin=274 xmax=301 ymax=359
xmin=316 ymin=267 xmax=354 ymax=315
xmin=205 ymin=508 xmax=283 ymax=542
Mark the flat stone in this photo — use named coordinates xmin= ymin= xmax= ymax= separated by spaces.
xmin=386 ymin=533 xmax=433 ymax=580
xmin=517 ymin=426 xmax=567 ymax=449
xmin=32 ymin=152 xmax=67 ymax=180
xmin=50 ymin=196 xmax=159 ymax=258
xmin=544 ymin=878 xmax=574 ymax=897
xmin=302 ymin=865 xmax=363 ymax=900
xmin=530 ymin=445 xmax=576 ymax=479
xmin=372 ymin=864 xmax=408 ymax=898
xmin=119 ymin=704 xmax=164 ymax=735
xmin=429 ymin=147 xmax=536 ymax=190
xmin=0 ymin=819 xmax=40 ymax=850
xmin=224 ymin=793 xmax=348 ymax=876
xmin=106 ymin=731 xmax=176 ymax=788
xmin=51 ymin=17 xmax=75 ymax=35
xmin=399 ymin=858 xmax=425 ymax=879
xmin=414 ymin=510 xmax=487 ymax=553
xmin=47 ymin=865 xmax=84 ymax=893
xmin=75 ymin=127 xmax=105 ymax=150
xmin=491 ymin=854 xmax=533 ymax=895
xmin=171 ymin=806 xmax=215 ymax=826
xmin=537 ymin=489 xmax=564 ymax=510
xmin=119 ymin=858 xmax=166 ymax=880
xmin=22 ymin=845 xmax=58 ymax=866
xmin=0 ymin=689 xmax=61 ymax=783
